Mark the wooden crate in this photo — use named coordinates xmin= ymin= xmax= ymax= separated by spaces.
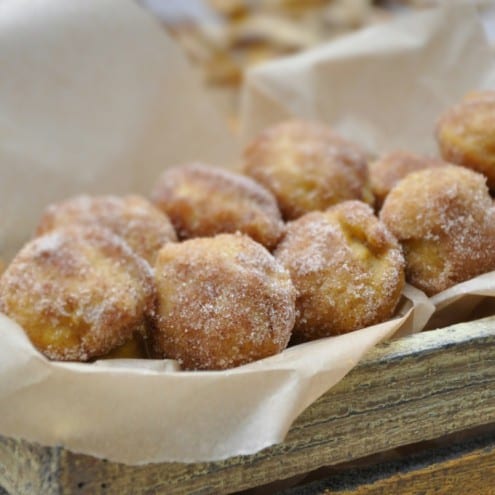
xmin=1 ymin=316 xmax=494 ymax=495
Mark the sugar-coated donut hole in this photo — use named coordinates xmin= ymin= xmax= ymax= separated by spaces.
xmin=380 ymin=165 xmax=495 ymax=296
xmin=36 ymin=195 xmax=177 ymax=265
xmin=0 ymin=226 xmax=155 ymax=361
xmin=151 ymin=233 xmax=296 ymax=370
xmin=151 ymin=163 xmax=284 ymax=250
xmin=369 ymin=151 xmax=447 ymax=210
xmin=242 ymin=119 xmax=373 ymax=220
xmin=436 ymin=91 xmax=495 ymax=189
xmin=275 ymin=201 xmax=405 ymax=342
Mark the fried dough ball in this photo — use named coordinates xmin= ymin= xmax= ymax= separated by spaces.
xmin=36 ymin=195 xmax=177 ymax=265
xmin=101 ymin=328 xmax=149 ymax=359
xmin=369 ymin=151 xmax=446 ymax=209
xmin=242 ymin=120 xmax=373 ymax=220
xmin=275 ymin=201 xmax=405 ymax=342
xmin=0 ymin=226 xmax=155 ymax=361
xmin=436 ymin=91 xmax=495 ymax=188
xmin=462 ymin=90 xmax=495 ymax=103
xmin=380 ymin=165 xmax=495 ymax=296
xmin=151 ymin=163 xmax=284 ymax=249
xmin=152 ymin=233 xmax=296 ymax=370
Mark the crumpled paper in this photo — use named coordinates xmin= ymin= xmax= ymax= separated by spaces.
xmin=241 ymin=1 xmax=495 ymax=153
xmin=0 ymin=0 xmax=491 ymax=464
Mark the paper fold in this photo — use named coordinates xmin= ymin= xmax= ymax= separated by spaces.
xmin=425 ymin=271 xmax=495 ymax=330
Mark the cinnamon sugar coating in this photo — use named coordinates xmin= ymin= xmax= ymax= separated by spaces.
xmin=275 ymin=201 xmax=404 ymax=342
xmin=436 ymin=91 xmax=495 ymax=188
xmin=242 ymin=120 xmax=373 ymax=220
xmin=36 ymin=195 xmax=177 ymax=265
xmin=152 ymin=233 xmax=296 ymax=370
xmin=0 ymin=226 xmax=155 ymax=361
xmin=369 ymin=151 xmax=446 ymax=209
xmin=151 ymin=163 xmax=284 ymax=249
xmin=380 ymin=165 xmax=495 ymax=296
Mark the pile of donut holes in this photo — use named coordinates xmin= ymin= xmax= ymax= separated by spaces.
xmin=1 ymin=90 xmax=495 ymax=370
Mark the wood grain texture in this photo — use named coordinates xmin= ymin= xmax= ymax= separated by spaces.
xmin=0 ymin=437 xmax=59 ymax=495
xmin=282 ymin=429 xmax=495 ymax=494
xmin=330 ymin=446 xmax=495 ymax=495
xmin=1 ymin=316 xmax=495 ymax=495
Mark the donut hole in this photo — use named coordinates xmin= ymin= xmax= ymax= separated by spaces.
xmin=340 ymin=223 xmax=375 ymax=261
xmin=152 ymin=234 xmax=296 ymax=370
xmin=276 ymin=203 xmax=405 ymax=341
xmin=102 ymin=327 xmax=149 ymax=359
xmin=31 ymin=313 xmax=87 ymax=355
xmin=151 ymin=164 xmax=284 ymax=249
xmin=402 ymin=239 xmax=448 ymax=295
xmin=437 ymin=99 xmax=495 ymax=188
xmin=242 ymin=120 xmax=371 ymax=220
xmin=0 ymin=227 xmax=155 ymax=361
xmin=337 ymin=215 xmax=389 ymax=270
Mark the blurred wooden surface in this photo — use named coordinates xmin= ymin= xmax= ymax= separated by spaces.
xmin=1 ymin=315 xmax=494 ymax=495
xmin=281 ymin=427 xmax=495 ymax=494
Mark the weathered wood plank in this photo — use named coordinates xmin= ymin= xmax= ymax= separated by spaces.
xmin=282 ymin=429 xmax=495 ymax=494
xmin=1 ymin=316 xmax=495 ymax=495
xmin=0 ymin=437 xmax=60 ymax=495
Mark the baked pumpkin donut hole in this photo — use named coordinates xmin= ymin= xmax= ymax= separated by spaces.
xmin=0 ymin=226 xmax=155 ymax=361
xmin=151 ymin=163 xmax=284 ymax=249
xmin=436 ymin=91 xmax=495 ymax=188
xmin=369 ymin=151 xmax=446 ymax=209
xmin=242 ymin=119 xmax=373 ymax=220
xmin=36 ymin=195 xmax=177 ymax=265
xmin=152 ymin=233 xmax=296 ymax=370
xmin=275 ymin=201 xmax=405 ymax=342
xmin=380 ymin=165 xmax=495 ymax=296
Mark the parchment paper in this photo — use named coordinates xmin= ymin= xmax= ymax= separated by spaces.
xmin=0 ymin=286 xmax=431 ymax=464
xmin=241 ymin=1 xmax=495 ymax=152
xmin=0 ymin=0 xmax=491 ymax=464
xmin=0 ymin=0 xmax=237 ymax=261
xmin=426 ymin=272 xmax=495 ymax=330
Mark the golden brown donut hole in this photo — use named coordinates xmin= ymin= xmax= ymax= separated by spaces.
xmin=151 ymin=233 xmax=296 ymax=370
xmin=436 ymin=91 xmax=495 ymax=188
xmin=369 ymin=151 xmax=446 ymax=210
xmin=36 ymin=195 xmax=177 ymax=265
xmin=151 ymin=163 xmax=284 ymax=250
xmin=275 ymin=200 xmax=405 ymax=342
xmin=0 ymin=226 xmax=155 ymax=361
xmin=380 ymin=165 xmax=495 ymax=296
xmin=242 ymin=119 xmax=373 ymax=220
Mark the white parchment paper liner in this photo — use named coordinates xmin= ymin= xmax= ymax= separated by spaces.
xmin=0 ymin=0 xmax=237 ymax=261
xmin=0 ymin=286 xmax=432 ymax=464
xmin=241 ymin=1 xmax=495 ymax=151
xmin=0 ymin=0 xmax=490 ymax=464
xmin=426 ymin=271 xmax=495 ymax=329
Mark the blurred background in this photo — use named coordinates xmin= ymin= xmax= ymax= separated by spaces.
xmin=140 ymin=0 xmax=495 ymax=130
